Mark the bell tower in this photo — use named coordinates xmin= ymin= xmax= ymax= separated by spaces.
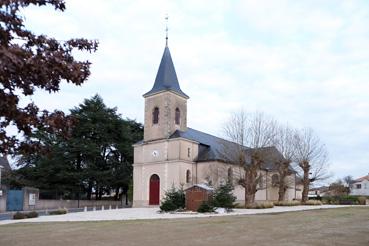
xmin=143 ymin=44 xmax=189 ymax=142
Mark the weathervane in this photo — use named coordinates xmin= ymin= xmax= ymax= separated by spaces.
xmin=165 ymin=14 xmax=169 ymax=46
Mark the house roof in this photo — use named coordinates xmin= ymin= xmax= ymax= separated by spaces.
xmin=170 ymin=128 xmax=289 ymax=172
xmin=0 ymin=156 xmax=11 ymax=171
xmin=354 ymin=174 xmax=369 ymax=182
xmin=143 ymin=46 xmax=189 ymax=99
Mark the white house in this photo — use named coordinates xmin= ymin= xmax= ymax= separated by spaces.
xmin=350 ymin=173 xmax=369 ymax=196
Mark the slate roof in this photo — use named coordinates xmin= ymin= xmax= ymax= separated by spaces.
xmin=143 ymin=46 xmax=189 ymax=99
xmin=353 ymin=174 xmax=369 ymax=182
xmin=170 ymin=128 xmax=290 ymax=172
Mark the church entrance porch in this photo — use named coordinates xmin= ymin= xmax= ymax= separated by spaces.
xmin=149 ymin=174 xmax=160 ymax=205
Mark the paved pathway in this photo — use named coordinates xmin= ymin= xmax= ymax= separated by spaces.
xmin=0 ymin=205 xmax=364 ymax=225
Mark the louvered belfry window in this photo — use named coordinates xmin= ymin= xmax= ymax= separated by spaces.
xmin=153 ymin=107 xmax=159 ymax=124
xmin=175 ymin=108 xmax=180 ymax=125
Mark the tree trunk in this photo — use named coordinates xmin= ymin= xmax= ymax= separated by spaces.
xmin=277 ymin=161 xmax=291 ymax=201
xmin=278 ymin=181 xmax=286 ymax=201
xmin=87 ymin=182 xmax=92 ymax=200
xmin=244 ymin=182 xmax=256 ymax=207
xmin=95 ymin=183 xmax=99 ymax=200
xmin=98 ymin=187 xmax=103 ymax=200
xmin=244 ymin=189 xmax=254 ymax=207
xmin=114 ymin=187 xmax=120 ymax=201
xmin=301 ymin=166 xmax=310 ymax=203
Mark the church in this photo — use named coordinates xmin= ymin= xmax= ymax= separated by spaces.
xmin=132 ymin=41 xmax=300 ymax=207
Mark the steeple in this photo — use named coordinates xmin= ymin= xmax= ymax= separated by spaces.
xmin=143 ymin=16 xmax=188 ymax=99
xmin=143 ymin=47 xmax=188 ymax=98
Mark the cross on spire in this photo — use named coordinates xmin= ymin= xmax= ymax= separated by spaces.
xmin=165 ymin=14 xmax=169 ymax=46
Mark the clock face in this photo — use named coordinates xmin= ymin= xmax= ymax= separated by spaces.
xmin=152 ymin=150 xmax=159 ymax=157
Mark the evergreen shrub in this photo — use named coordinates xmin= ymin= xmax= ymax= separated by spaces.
xmin=197 ymin=202 xmax=214 ymax=213
xmin=212 ymin=182 xmax=236 ymax=210
xmin=160 ymin=186 xmax=185 ymax=212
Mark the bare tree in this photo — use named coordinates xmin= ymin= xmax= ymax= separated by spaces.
xmin=293 ymin=128 xmax=329 ymax=203
xmin=273 ymin=124 xmax=296 ymax=201
xmin=223 ymin=110 xmax=277 ymax=206
xmin=328 ymin=179 xmax=348 ymax=196
xmin=343 ymin=175 xmax=354 ymax=194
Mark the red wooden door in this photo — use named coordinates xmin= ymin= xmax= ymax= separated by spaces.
xmin=149 ymin=174 xmax=160 ymax=205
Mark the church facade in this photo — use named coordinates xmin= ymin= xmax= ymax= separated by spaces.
xmin=132 ymin=44 xmax=300 ymax=207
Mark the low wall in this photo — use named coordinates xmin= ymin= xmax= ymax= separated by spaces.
xmin=0 ymin=186 xmax=7 ymax=212
xmin=35 ymin=199 xmax=124 ymax=210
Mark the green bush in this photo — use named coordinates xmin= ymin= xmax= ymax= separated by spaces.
xmin=13 ymin=212 xmax=26 ymax=220
xmin=197 ymin=202 xmax=214 ymax=213
xmin=274 ymin=200 xmax=301 ymax=206
xmin=245 ymin=202 xmax=274 ymax=209
xmin=304 ymin=200 xmax=322 ymax=206
xmin=26 ymin=211 xmax=38 ymax=218
xmin=160 ymin=185 xmax=185 ymax=212
xmin=49 ymin=208 xmax=68 ymax=215
xmin=212 ymin=182 xmax=236 ymax=209
xmin=159 ymin=200 xmax=177 ymax=212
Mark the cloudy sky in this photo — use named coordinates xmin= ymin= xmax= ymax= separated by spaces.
xmin=19 ymin=0 xmax=369 ymax=181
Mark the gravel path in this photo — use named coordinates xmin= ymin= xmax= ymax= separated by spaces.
xmin=0 ymin=205 xmax=359 ymax=225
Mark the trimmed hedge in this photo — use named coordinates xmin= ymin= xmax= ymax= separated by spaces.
xmin=245 ymin=202 xmax=274 ymax=209
xmin=13 ymin=211 xmax=39 ymax=220
xmin=49 ymin=208 xmax=68 ymax=215
xmin=274 ymin=200 xmax=301 ymax=206
xmin=322 ymin=195 xmax=368 ymax=205
xmin=26 ymin=211 xmax=39 ymax=218
xmin=304 ymin=200 xmax=322 ymax=206
xmin=13 ymin=212 xmax=26 ymax=220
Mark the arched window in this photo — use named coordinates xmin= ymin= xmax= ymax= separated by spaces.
xmin=186 ymin=170 xmax=191 ymax=183
xmin=175 ymin=108 xmax=180 ymax=125
xmin=227 ymin=168 xmax=233 ymax=184
xmin=152 ymin=107 xmax=159 ymax=124
xmin=272 ymin=174 xmax=279 ymax=187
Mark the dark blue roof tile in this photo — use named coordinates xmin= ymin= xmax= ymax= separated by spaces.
xmin=143 ymin=46 xmax=189 ymax=98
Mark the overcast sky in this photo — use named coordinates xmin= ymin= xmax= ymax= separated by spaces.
xmin=18 ymin=0 xmax=369 ymax=181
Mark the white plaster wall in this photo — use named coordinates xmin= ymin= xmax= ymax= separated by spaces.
xmin=196 ymin=162 xmax=297 ymax=203
xmin=133 ymin=161 xmax=195 ymax=207
xmin=350 ymin=180 xmax=369 ymax=196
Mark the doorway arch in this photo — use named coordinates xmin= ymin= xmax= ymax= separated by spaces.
xmin=149 ymin=174 xmax=160 ymax=205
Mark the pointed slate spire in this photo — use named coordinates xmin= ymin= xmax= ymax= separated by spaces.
xmin=143 ymin=46 xmax=189 ymax=98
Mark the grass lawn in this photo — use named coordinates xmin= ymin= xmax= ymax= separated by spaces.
xmin=0 ymin=207 xmax=368 ymax=246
